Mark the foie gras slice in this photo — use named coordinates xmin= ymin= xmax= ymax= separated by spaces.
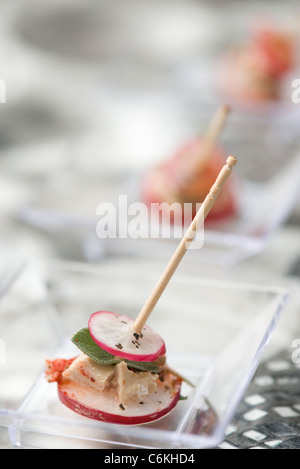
xmin=114 ymin=361 xmax=159 ymax=405
xmin=62 ymin=354 xmax=115 ymax=392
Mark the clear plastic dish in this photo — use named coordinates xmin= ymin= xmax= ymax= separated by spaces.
xmin=0 ymin=259 xmax=289 ymax=449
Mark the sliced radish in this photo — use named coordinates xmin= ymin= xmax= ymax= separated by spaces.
xmin=88 ymin=311 xmax=166 ymax=362
xmin=58 ymin=370 xmax=181 ymax=425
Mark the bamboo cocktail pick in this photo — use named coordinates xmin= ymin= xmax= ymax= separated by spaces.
xmin=197 ymin=104 xmax=231 ymax=166
xmin=178 ymin=104 xmax=231 ymax=187
xmin=133 ymin=155 xmax=237 ymax=335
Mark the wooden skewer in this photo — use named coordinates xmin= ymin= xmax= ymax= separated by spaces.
xmin=178 ymin=104 xmax=231 ymax=187
xmin=203 ymin=104 xmax=231 ymax=143
xmin=133 ymin=155 xmax=238 ymax=335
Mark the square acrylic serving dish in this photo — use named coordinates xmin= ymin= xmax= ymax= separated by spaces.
xmin=0 ymin=259 xmax=289 ymax=449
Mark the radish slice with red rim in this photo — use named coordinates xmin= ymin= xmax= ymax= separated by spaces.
xmin=88 ymin=311 xmax=166 ymax=362
xmin=58 ymin=370 xmax=181 ymax=425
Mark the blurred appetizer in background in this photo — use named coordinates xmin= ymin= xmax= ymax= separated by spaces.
xmin=141 ymin=105 xmax=238 ymax=226
xmin=217 ymin=18 xmax=296 ymax=104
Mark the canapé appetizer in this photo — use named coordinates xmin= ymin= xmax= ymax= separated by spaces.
xmin=217 ymin=20 xmax=295 ymax=103
xmin=46 ymin=316 xmax=182 ymax=425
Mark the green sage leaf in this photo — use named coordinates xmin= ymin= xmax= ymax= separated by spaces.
xmin=72 ymin=327 xmax=161 ymax=374
xmin=71 ymin=327 xmax=121 ymax=366
xmin=125 ymin=360 xmax=160 ymax=374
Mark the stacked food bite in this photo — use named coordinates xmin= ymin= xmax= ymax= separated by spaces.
xmin=217 ymin=20 xmax=295 ymax=103
xmin=46 ymin=311 xmax=182 ymax=425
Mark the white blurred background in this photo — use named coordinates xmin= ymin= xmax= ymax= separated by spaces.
xmin=0 ymin=0 xmax=299 ymax=263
